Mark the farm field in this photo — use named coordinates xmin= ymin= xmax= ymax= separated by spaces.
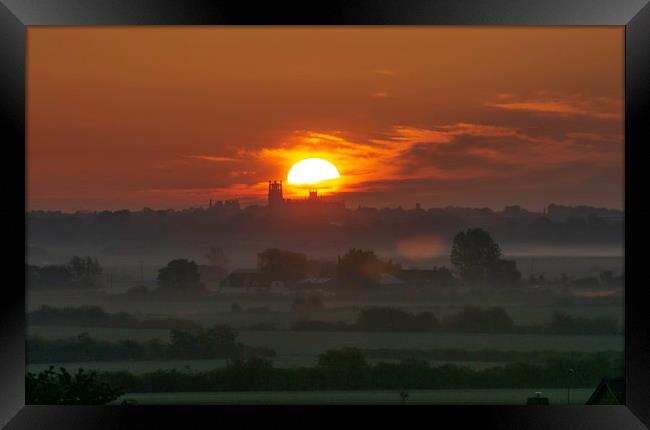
xmin=27 ymin=357 xmax=504 ymax=374
xmin=26 ymin=288 xmax=623 ymax=329
xmin=114 ymin=388 xmax=595 ymax=405
xmin=28 ymin=324 xmax=623 ymax=374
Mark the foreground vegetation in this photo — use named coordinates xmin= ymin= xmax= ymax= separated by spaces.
xmin=26 ymin=367 xmax=123 ymax=404
xmin=61 ymin=347 xmax=622 ymax=393
xmin=25 ymin=346 xmax=621 ymax=404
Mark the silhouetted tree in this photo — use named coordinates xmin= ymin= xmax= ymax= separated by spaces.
xmin=68 ymin=256 xmax=103 ymax=287
xmin=156 ymin=259 xmax=203 ymax=292
xmin=257 ymin=248 xmax=307 ymax=283
xmin=450 ymin=228 xmax=520 ymax=286
xmin=336 ymin=249 xmax=400 ymax=288
xmin=450 ymin=228 xmax=502 ymax=285
xmin=205 ymin=245 xmax=230 ymax=268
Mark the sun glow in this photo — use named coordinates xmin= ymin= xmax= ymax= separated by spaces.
xmin=287 ymin=158 xmax=341 ymax=185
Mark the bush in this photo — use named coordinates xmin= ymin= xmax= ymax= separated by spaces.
xmin=356 ymin=307 xmax=438 ymax=331
xmin=26 ymin=367 xmax=123 ymax=404
xmin=547 ymin=312 xmax=620 ymax=335
xmin=442 ymin=305 xmax=515 ymax=333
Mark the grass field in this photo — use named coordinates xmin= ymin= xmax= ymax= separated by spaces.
xmin=27 ymin=357 xmax=506 ymax=374
xmin=27 ymin=325 xmax=623 ymax=374
xmin=114 ymin=388 xmax=595 ymax=405
xmin=28 ymin=325 xmax=624 ymax=353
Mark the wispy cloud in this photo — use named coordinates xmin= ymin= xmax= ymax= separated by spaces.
xmin=187 ymin=155 xmax=240 ymax=162
xmin=164 ymin=91 xmax=621 ymax=207
xmin=486 ymin=93 xmax=622 ymax=120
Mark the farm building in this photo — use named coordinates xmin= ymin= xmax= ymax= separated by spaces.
xmin=198 ymin=265 xmax=228 ymax=289
xmin=379 ymin=273 xmax=405 ymax=287
xmin=296 ymin=277 xmax=336 ymax=289
xmin=220 ymin=269 xmax=265 ymax=289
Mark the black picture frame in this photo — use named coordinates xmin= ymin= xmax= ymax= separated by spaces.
xmin=1 ymin=0 xmax=648 ymax=428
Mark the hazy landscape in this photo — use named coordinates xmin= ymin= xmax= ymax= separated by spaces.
xmin=26 ymin=202 xmax=624 ymax=405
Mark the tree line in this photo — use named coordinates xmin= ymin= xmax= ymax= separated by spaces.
xmin=28 ymin=305 xmax=200 ymax=330
xmin=27 ymin=256 xmax=103 ymax=289
xmin=291 ymin=306 xmax=621 ymax=335
xmin=27 ymin=325 xmax=275 ymax=364
xmin=28 ymin=228 xmax=523 ymax=292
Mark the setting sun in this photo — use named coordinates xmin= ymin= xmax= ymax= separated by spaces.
xmin=287 ymin=158 xmax=340 ymax=185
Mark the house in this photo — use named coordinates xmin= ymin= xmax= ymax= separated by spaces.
xmin=198 ymin=265 xmax=229 ymax=289
xmin=296 ymin=277 xmax=335 ymax=288
xmin=379 ymin=273 xmax=405 ymax=287
xmin=220 ymin=269 xmax=265 ymax=290
xmin=586 ymin=378 xmax=625 ymax=404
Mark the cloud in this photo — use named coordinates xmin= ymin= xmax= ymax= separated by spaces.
xmin=187 ymin=155 xmax=240 ymax=162
xmin=165 ymin=92 xmax=622 ymax=208
xmin=230 ymin=170 xmax=257 ymax=177
xmin=486 ymin=93 xmax=622 ymax=120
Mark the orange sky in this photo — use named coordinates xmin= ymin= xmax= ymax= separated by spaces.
xmin=27 ymin=26 xmax=624 ymax=211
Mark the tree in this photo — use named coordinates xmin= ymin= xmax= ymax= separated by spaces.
xmin=257 ymin=248 xmax=307 ymax=283
xmin=169 ymin=325 xmax=239 ymax=358
xmin=450 ymin=228 xmax=502 ymax=285
xmin=26 ymin=366 xmax=123 ymax=405
xmin=450 ymin=228 xmax=520 ymax=286
xmin=336 ymin=249 xmax=400 ymax=288
xmin=156 ymin=259 xmax=203 ymax=292
xmin=27 ymin=257 xmax=103 ymax=289
xmin=205 ymin=245 xmax=230 ymax=268
xmin=68 ymin=256 xmax=103 ymax=287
